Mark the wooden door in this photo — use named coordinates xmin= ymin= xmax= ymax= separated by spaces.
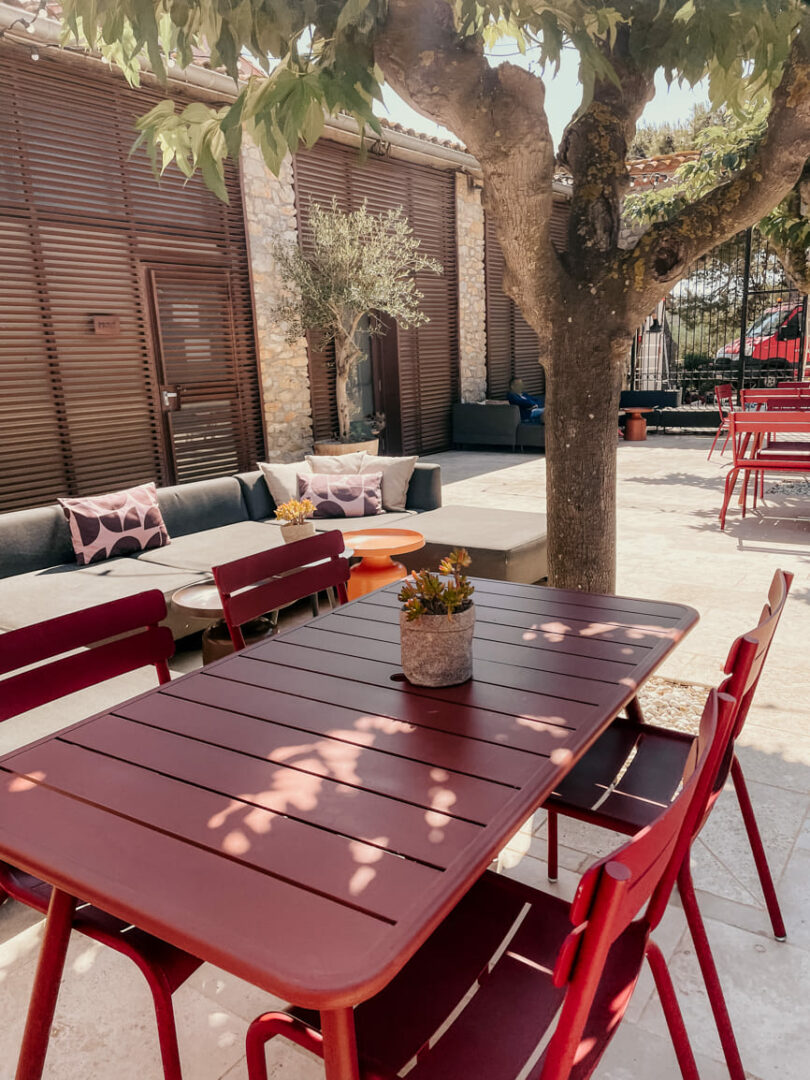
xmin=147 ymin=267 xmax=252 ymax=484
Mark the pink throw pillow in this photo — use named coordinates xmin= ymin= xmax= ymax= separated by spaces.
xmin=58 ymin=483 xmax=170 ymax=565
xmin=298 ymin=472 xmax=382 ymax=518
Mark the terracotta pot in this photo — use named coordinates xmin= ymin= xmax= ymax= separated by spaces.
xmin=312 ymin=439 xmax=379 ymax=456
xmin=399 ymin=605 xmax=475 ymax=687
xmin=281 ymin=521 xmax=316 ymax=544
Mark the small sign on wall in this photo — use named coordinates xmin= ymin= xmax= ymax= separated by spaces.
xmin=92 ymin=314 xmax=120 ymax=336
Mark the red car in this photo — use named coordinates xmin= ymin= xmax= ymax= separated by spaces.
xmin=715 ymin=302 xmax=806 ymax=381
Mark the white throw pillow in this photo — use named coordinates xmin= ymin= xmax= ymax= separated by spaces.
xmin=359 ymin=455 xmax=418 ymax=512
xmin=258 ymin=461 xmax=311 ymax=506
xmin=304 ymin=451 xmax=367 ymax=474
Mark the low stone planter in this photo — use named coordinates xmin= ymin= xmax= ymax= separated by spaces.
xmin=400 ymin=605 xmax=475 ymax=687
xmin=313 ymin=439 xmax=379 ymax=456
xmin=281 ymin=522 xmax=316 ymax=544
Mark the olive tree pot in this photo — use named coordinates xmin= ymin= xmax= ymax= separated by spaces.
xmin=281 ymin=521 xmax=316 ymax=544
xmin=399 ymin=605 xmax=475 ymax=687
xmin=313 ymin=439 xmax=379 ymax=456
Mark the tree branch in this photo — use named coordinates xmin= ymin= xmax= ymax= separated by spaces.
xmin=375 ymin=0 xmax=563 ymax=338
xmin=557 ymin=23 xmax=655 ymax=278
xmin=626 ymin=26 xmax=810 ymax=311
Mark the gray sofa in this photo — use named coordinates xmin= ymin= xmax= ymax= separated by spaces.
xmin=452 ymin=402 xmax=545 ymax=451
xmin=0 ymin=464 xmax=441 ymax=637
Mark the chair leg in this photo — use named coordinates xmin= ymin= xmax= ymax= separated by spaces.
xmin=547 ymin=809 xmax=559 ymax=883
xmin=730 ymin=755 xmax=787 ymax=940
xmin=677 ymin=861 xmax=745 ymax=1080
xmin=148 ymin=977 xmax=184 ymax=1080
xmin=708 ymin=426 xmax=721 ymax=461
xmin=721 ymin=429 xmax=731 ymax=456
xmin=246 ymin=1013 xmax=324 ymax=1080
xmin=15 ymin=888 xmax=77 ymax=1080
xmin=645 ymin=940 xmax=700 ymax=1080
xmin=720 ymin=468 xmax=738 ymax=530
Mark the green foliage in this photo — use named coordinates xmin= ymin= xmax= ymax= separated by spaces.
xmin=629 ymin=104 xmax=720 ymax=159
xmin=273 ymin=198 xmax=441 ymax=345
xmin=398 ymin=548 xmax=474 ymax=621
xmin=58 ymin=1 xmax=807 ymax=194
xmin=625 ymin=102 xmax=770 ymax=224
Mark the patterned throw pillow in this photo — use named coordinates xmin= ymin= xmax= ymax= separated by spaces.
xmin=298 ymin=472 xmax=382 ymax=518
xmin=58 ymin=483 xmax=170 ymax=565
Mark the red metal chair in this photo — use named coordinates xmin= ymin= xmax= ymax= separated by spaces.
xmin=212 ymin=531 xmax=350 ymax=651
xmin=245 ymin=689 xmax=737 ymax=1080
xmin=707 ymin=382 xmax=735 ymax=460
xmin=544 ymin=569 xmax=792 ymax=1080
xmin=0 ymin=590 xmax=201 ymax=1080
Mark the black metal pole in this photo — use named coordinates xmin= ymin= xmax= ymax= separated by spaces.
xmin=799 ymin=294 xmax=808 ymax=382
xmin=629 ymin=331 xmax=637 ymax=390
xmin=738 ymin=228 xmax=752 ymax=396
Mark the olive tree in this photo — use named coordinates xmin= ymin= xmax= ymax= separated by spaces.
xmin=62 ymin=0 xmax=810 ymax=591
xmin=273 ymin=199 xmax=440 ymax=443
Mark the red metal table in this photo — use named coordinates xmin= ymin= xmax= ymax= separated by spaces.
xmin=0 ymin=578 xmax=697 ymax=1080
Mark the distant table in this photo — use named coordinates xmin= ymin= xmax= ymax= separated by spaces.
xmin=342 ymin=527 xmax=425 ymax=599
xmin=0 ymin=579 xmax=698 ymax=1080
xmin=621 ymin=406 xmax=654 ymax=441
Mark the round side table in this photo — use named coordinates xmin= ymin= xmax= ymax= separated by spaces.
xmin=621 ymin=406 xmax=654 ymax=442
xmin=342 ymin=528 xmax=425 ymax=600
xmin=171 ymin=580 xmax=272 ymax=665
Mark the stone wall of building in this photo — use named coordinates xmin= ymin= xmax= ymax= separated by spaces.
xmin=240 ymin=141 xmax=314 ymax=461
xmin=455 ymin=173 xmax=488 ymax=402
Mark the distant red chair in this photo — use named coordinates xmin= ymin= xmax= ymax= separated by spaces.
xmin=245 ymin=689 xmax=737 ymax=1080
xmin=0 ymin=590 xmax=201 ymax=1080
xmin=708 ymin=382 xmax=735 ymax=459
xmin=212 ymin=531 xmax=351 ymax=651
xmin=544 ymin=569 xmax=792 ymax=1080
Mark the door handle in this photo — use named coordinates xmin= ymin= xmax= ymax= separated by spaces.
xmin=162 ymin=389 xmax=179 ymax=410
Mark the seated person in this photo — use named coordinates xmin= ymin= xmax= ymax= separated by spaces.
xmin=507 ymin=378 xmax=545 ymax=424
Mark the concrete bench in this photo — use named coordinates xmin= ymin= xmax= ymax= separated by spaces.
xmin=398 ymin=505 xmax=548 ymax=584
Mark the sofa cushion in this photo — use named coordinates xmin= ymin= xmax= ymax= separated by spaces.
xmin=313 ymin=512 xmax=415 ymax=534
xmin=299 ymin=472 xmax=383 ymax=518
xmin=359 ymin=455 xmax=418 ymax=512
xmin=0 ymin=558 xmax=201 ymax=632
xmin=305 ymin=452 xmax=367 ymax=474
xmin=155 ymin=477 xmax=247 ymax=538
xmin=136 ymin=520 xmax=287 ymax=572
xmin=398 ymin=505 xmax=548 ymax=584
xmin=236 ymin=471 xmax=275 ymax=520
xmin=0 ymin=504 xmax=75 ymax=578
xmin=59 ymin=483 xmax=169 ymax=566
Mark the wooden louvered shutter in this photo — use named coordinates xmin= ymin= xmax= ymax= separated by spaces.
xmin=484 ymin=213 xmax=546 ymax=398
xmin=293 ymin=142 xmax=459 ymax=454
xmin=0 ymin=44 xmax=262 ymax=511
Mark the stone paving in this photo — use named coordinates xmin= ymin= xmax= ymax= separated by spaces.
xmin=1 ymin=433 xmax=809 ymax=1079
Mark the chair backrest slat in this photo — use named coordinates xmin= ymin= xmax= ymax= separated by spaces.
xmin=212 ymin=531 xmax=350 ymax=650
xmin=715 ymin=383 xmax=734 ymax=419
xmin=720 ymin=569 xmax=792 ymax=739
xmin=0 ymin=627 xmax=174 ymax=721
xmin=0 ymin=590 xmax=174 ymax=722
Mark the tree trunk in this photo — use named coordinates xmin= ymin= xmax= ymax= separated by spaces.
xmin=544 ymin=331 xmax=626 ymax=593
xmin=334 ymin=332 xmax=353 ymax=442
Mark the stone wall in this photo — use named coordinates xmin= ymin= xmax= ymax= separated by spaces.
xmin=455 ymin=173 xmax=488 ymax=402
xmin=240 ymin=141 xmax=314 ymax=461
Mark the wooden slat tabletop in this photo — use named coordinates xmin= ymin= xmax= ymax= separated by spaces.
xmin=0 ymin=579 xmax=697 ymax=1010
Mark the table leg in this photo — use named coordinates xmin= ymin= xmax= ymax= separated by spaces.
xmin=321 ymin=1007 xmax=360 ymax=1080
xmin=16 ymin=887 xmax=76 ymax=1080
xmin=347 ymin=555 xmax=408 ymax=600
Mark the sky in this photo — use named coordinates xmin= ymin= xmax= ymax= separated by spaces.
xmin=378 ymin=47 xmax=709 ymax=149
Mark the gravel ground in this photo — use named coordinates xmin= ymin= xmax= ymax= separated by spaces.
xmin=636 ymin=675 xmax=710 ymax=736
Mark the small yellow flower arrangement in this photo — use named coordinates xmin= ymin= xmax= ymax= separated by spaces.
xmin=274 ymin=498 xmax=315 ymax=525
xmin=275 ymin=498 xmax=316 ymax=543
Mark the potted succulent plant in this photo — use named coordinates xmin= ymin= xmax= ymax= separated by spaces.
xmin=275 ymin=497 xmax=316 ymax=543
xmin=398 ymin=549 xmax=475 ymax=687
